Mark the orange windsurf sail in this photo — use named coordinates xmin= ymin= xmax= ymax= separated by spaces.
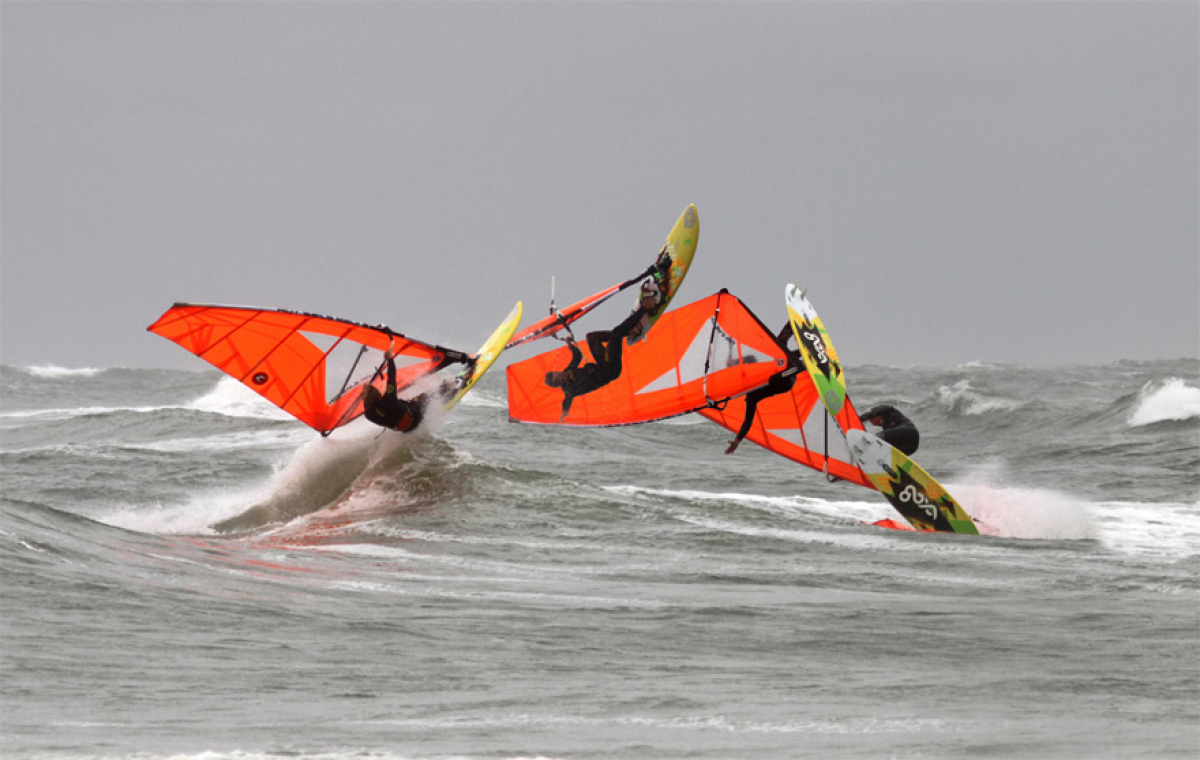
xmin=506 ymin=290 xmax=787 ymax=426
xmin=699 ymin=378 xmax=872 ymax=488
xmin=147 ymin=303 xmax=466 ymax=435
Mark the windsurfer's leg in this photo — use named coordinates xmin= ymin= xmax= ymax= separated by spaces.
xmin=613 ymin=307 xmax=646 ymax=339
xmin=879 ymin=425 xmax=920 ymax=456
xmin=586 ymin=330 xmax=613 ymax=363
xmin=727 ymin=388 xmax=765 ymax=454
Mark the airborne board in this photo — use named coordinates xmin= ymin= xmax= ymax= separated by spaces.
xmin=627 ymin=204 xmax=698 ymax=344
xmin=505 ymin=204 xmax=699 ymax=350
xmin=698 ymin=384 xmax=873 ymax=488
xmin=507 ymin=290 xmax=786 ymax=427
xmin=785 ymin=284 xmax=847 ymax=417
xmin=847 ymin=429 xmax=980 ymax=535
xmin=444 ymin=302 xmax=522 ymax=411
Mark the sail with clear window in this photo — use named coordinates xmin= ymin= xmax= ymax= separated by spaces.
xmin=147 ymin=303 xmax=463 ymax=435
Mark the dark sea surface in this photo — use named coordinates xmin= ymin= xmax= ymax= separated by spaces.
xmin=2 ymin=359 xmax=1197 ymax=759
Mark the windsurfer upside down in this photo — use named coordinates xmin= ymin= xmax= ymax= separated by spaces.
xmin=542 ymin=270 xmax=667 ymax=421
xmin=362 ymin=350 xmax=466 ymax=433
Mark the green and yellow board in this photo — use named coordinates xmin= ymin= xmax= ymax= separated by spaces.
xmin=785 ymin=284 xmax=847 ymax=417
xmin=848 ymin=429 xmax=980 ymax=535
xmin=626 ymin=204 xmax=698 ymax=344
xmin=444 ymin=301 xmax=523 ymax=411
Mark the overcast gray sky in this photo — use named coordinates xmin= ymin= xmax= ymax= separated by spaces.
xmin=2 ymin=1 xmax=1196 ymax=370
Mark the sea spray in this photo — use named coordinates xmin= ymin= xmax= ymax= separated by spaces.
xmin=948 ymin=461 xmax=1098 ymax=540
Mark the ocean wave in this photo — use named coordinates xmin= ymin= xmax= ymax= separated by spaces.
xmin=16 ymin=364 xmax=107 ymax=378
xmin=454 ymin=388 xmax=506 ymax=409
xmin=0 ymin=404 xmax=164 ymax=421
xmin=934 ymin=380 xmax=1025 ymax=416
xmin=1127 ymin=377 xmax=1200 ymax=426
xmin=189 ymin=376 xmax=295 ymax=421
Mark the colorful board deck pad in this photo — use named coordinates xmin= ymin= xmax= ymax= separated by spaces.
xmin=847 ymin=429 xmax=980 ymax=535
xmin=627 ymin=204 xmax=698 ymax=345
xmin=445 ymin=301 xmax=523 ymax=411
xmin=785 ymin=284 xmax=847 ymax=417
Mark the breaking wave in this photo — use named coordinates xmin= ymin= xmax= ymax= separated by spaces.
xmin=934 ymin=380 xmax=1025 ymax=416
xmin=18 ymin=365 xmax=107 ymax=379
xmin=1128 ymin=377 xmax=1200 ymax=426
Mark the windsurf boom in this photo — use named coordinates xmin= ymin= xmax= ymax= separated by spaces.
xmin=506 ymin=281 xmax=630 ymax=350
xmin=147 ymin=303 xmax=467 ymax=435
xmin=505 ymin=204 xmax=698 ymax=350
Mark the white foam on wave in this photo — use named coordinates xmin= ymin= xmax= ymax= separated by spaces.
xmin=0 ymin=404 xmax=161 ymax=422
xmin=104 ymin=481 xmax=272 ymax=536
xmin=104 ymin=421 xmax=397 ymax=535
xmin=354 ymin=710 xmax=958 ymax=736
xmin=2 ymin=375 xmax=296 ymax=424
xmin=948 ymin=480 xmax=1098 ymax=541
xmin=122 ymin=428 xmax=311 ymax=453
xmin=935 ymin=379 xmax=1024 ymax=415
xmin=626 ymin=471 xmax=1197 ymax=558
xmin=18 ymin=365 xmax=106 ymax=378
xmin=1089 ymin=500 xmax=1200 ymax=559
xmin=605 ymin=484 xmax=933 ymax=552
xmin=453 ymin=388 xmax=506 ymax=409
xmin=188 ymin=376 xmax=294 ymax=421
xmin=947 ymin=462 xmax=1200 ymax=557
xmin=1128 ymin=377 xmax=1200 ymax=426
xmin=610 ymin=476 xmax=1198 ymax=559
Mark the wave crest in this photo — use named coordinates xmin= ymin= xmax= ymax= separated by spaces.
xmin=18 ymin=365 xmax=106 ymax=379
xmin=1128 ymin=377 xmax=1200 ymax=426
xmin=189 ymin=377 xmax=294 ymax=421
xmin=935 ymin=380 xmax=1024 ymax=416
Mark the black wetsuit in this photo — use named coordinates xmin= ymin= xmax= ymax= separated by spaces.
xmin=730 ymin=325 xmax=805 ymax=448
xmin=859 ymin=404 xmax=919 ymax=456
xmin=551 ymin=307 xmax=646 ymax=418
xmin=362 ymin=356 xmax=425 ymax=432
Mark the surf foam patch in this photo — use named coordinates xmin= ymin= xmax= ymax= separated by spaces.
xmin=1128 ymin=377 xmax=1200 ymax=426
xmin=189 ymin=376 xmax=295 ymax=421
xmin=935 ymin=380 xmax=1025 ymax=416
xmin=19 ymin=365 xmax=106 ymax=379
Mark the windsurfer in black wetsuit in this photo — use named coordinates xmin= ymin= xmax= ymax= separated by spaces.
xmin=543 ymin=307 xmax=647 ymax=420
xmin=725 ymin=323 xmax=806 ymax=455
xmin=542 ymin=256 xmax=672 ymax=421
xmin=859 ymin=404 xmax=920 ymax=456
xmin=362 ymin=349 xmax=466 ymax=433
xmin=362 ymin=350 xmax=426 ymax=432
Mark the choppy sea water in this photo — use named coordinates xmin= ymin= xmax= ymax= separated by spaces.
xmin=2 ymin=359 xmax=1197 ymax=759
